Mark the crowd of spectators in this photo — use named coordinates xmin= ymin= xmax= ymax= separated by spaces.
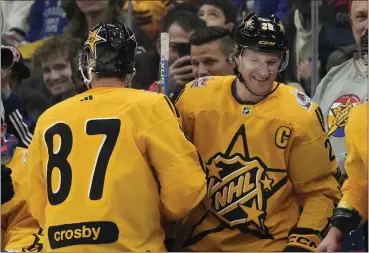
xmin=1 ymin=0 xmax=367 ymax=251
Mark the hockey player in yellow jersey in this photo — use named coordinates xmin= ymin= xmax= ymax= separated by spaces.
xmin=317 ymin=101 xmax=368 ymax=252
xmin=26 ymin=22 xmax=207 ymax=252
xmin=1 ymin=106 xmax=43 ymax=252
xmin=174 ymin=12 xmax=342 ymax=252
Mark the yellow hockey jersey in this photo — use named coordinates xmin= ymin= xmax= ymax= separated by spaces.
xmin=175 ymin=76 xmax=342 ymax=251
xmin=2 ymin=147 xmax=43 ymax=252
xmin=27 ymin=87 xmax=206 ymax=252
xmin=338 ymin=101 xmax=368 ymax=222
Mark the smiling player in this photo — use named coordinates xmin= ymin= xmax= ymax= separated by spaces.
xmin=174 ymin=12 xmax=341 ymax=252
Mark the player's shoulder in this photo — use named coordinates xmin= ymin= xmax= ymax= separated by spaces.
xmin=274 ymin=84 xmax=321 ymax=126
xmin=348 ymin=99 xmax=368 ymax=126
xmin=176 ymin=75 xmax=236 ymax=107
xmin=350 ymin=99 xmax=368 ymax=117
xmin=118 ymin=88 xmax=169 ymax=106
xmin=184 ymin=75 xmax=235 ymax=91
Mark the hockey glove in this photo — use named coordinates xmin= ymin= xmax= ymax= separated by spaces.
xmin=284 ymin=227 xmax=323 ymax=252
xmin=2 ymin=164 xmax=14 ymax=204
xmin=330 ymin=207 xmax=362 ymax=236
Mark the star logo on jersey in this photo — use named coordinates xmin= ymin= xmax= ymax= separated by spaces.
xmin=327 ymin=94 xmax=360 ymax=137
xmin=86 ymin=26 xmax=106 ymax=59
xmin=205 ymin=125 xmax=288 ymax=238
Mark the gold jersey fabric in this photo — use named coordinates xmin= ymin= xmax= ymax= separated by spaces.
xmin=27 ymin=87 xmax=207 ymax=252
xmin=338 ymin=101 xmax=368 ymax=222
xmin=2 ymin=147 xmax=43 ymax=252
xmin=175 ymin=76 xmax=341 ymax=251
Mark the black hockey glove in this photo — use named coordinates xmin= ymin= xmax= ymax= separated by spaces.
xmin=2 ymin=164 xmax=14 ymax=205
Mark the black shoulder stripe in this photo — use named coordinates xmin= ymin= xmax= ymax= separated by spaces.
xmin=163 ymin=95 xmax=180 ymax=118
xmin=174 ymin=87 xmax=186 ymax=105
xmin=315 ymin=106 xmax=325 ymax=132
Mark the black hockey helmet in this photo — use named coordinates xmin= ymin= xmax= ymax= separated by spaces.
xmin=79 ymin=22 xmax=137 ymax=84
xmin=234 ymin=12 xmax=288 ymax=53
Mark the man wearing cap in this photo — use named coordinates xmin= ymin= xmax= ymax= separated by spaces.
xmin=1 ymin=45 xmax=35 ymax=148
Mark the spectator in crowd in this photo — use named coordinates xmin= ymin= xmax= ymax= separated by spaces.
xmin=15 ymin=0 xmax=69 ymax=61
xmin=64 ymin=1 xmax=123 ymax=44
xmin=197 ymin=0 xmax=237 ymax=30
xmin=283 ymin=0 xmax=355 ymax=97
xmin=1 ymin=1 xmax=35 ymax=47
xmin=313 ymin=0 xmax=367 ymax=180
xmin=282 ymin=0 xmax=320 ymax=97
xmin=32 ymin=35 xmax=83 ymax=106
xmin=163 ymin=12 xmax=206 ymax=98
xmin=122 ymin=0 xmax=170 ymax=43
xmin=313 ymin=3 xmax=367 ymax=250
xmin=1 ymin=46 xmax=35 ymax=148
xmin=133 ymin=7 xmax=206 ymax=91
xmin=234 ymin=0 xmax=289 ymax=22
xmin=258 ymin=0 xmax=289 ymax=21
xmin=189 ymin=26 xmax=235 ymax=78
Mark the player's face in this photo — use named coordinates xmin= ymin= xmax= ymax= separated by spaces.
xmin=41 ymin=54 xmax=74 ymax=96
xmin=191 ymin=41 xmax=234 ymax=78
xmin=351 ymin=1 xmax=368 ymax=44
xmin=76 ymin=0 xmax=110 ymax=15
xmin=167 ymin=23 xmax=194 ymax=66
xmin=198 ymin=4 xmax=228 ymax=28
xmin=236 ymin=49 xmax=280 ymax=95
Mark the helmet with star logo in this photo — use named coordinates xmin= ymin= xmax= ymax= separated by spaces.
xmin=78 ymin=22 xmax=138 ymax=86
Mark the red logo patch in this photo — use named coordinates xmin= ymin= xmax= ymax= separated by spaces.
xmin=190 ymin=76 xmax=213 ymax=88
xmin=293 ymin=90 xmax=313 ymax=112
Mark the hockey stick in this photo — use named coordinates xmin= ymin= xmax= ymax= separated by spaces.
xmin=160 ymin=32 xmax=169 ymax=96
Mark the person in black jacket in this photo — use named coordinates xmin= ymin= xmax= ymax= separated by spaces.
xmin=1 ymin=45 xmax=35 ymax=148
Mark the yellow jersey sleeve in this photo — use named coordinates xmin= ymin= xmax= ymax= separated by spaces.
xmin=175 ymin=88 xmax=195 ymax=141
xmin=2 ymin=148 xmax=43 ymax=252
xmin=144 ymin=95 xmax=207 ymax=221
xmin=27 ymin=120 xmax=47 ymax=228
xmin=288 ymin=103 xmax=341 ymax=232
xmin=338 ymin=102 xmax=368 ymax=223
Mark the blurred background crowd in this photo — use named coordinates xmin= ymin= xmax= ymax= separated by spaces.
xmin=0 ymin=0 xmax=360 ymax=121
xmin=0 ymin=0 xmax=367 ymax=251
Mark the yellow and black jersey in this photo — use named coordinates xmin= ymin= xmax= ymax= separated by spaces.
xmin=27 ymin=87 xmax=206 ymax=252
xmin=2 ymin=147 xmax=43 ymax=252
xmin=175 ymin=76 xmax=342 ymax=252
xmin=338 ymin=101 xmax=368 ymax=222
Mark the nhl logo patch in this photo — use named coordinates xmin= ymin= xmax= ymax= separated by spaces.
xmin=242 ymin=107 xmax=251 ymax=115
xmin=190 ymin=76 xmax=213 ymax=88
xmin=293 ymin=90 xmax=312 ymax=112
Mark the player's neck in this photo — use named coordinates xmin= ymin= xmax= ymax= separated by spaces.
xmin=91 ymin=78 xmax=128 ymax=89
xmin=235 ymin=79 xmax=264 ymax=104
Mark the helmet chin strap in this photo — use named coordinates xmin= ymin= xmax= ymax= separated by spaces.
xmin=126 ymin=68 xmax=136 ymax=87
xmin=234 ymin=64 xmax=280 ymax=98
xmin=79 ymin=66 xmax=93 ymax=89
